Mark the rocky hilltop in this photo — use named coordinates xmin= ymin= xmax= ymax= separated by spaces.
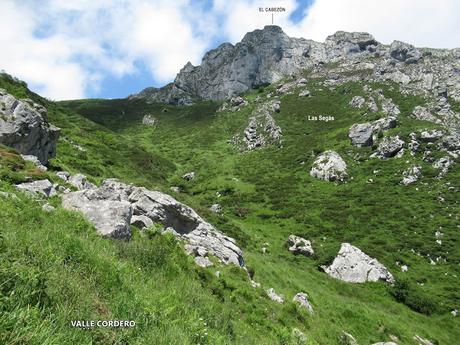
xmin=132 ymin=25 xmax=460 ymax=105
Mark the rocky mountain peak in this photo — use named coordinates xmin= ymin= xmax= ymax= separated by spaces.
xmin=131 ymin=26 xmax=458 ymax=106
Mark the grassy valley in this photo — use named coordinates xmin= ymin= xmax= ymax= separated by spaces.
xmin=1 ymin=71 xmax=459 ymax=345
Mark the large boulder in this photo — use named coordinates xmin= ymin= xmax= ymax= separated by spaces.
xmin=310 ymin=151 xmax=348 ymax=182
xmin=349 ymin=123 xmax=373 ymax=147
xmin=0 ymin=90 xmax=60 ymax=164
xmin=61 ymin=189 xmax=133 ymax=240
xmin=15 ymin=179 xmax=56 ymax=198
xmin=420 ymin=129 xmax=443 ymax=142
xmin=322 ymin=243 xmax=394 ymax=283
xmin=287 ymin=235 xmax=314 ymax=256
xmin=62 ymin=179 xmax=244 ymax=266
xmin=374 ymin=136 xmax=404 ymax=158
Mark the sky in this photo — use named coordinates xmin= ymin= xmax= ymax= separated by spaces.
xmin=0 ymin=0 xmax=459 ymax=100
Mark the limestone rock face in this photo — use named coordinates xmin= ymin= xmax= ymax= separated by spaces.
xmin=310 ymin=151 xmax=348 ymax=182
xmin=325 ymin=31 xmax=378 ymax=59
xmin=389 ymin=40 xmax=422 ymax=63
xmin=287 ymin=235 xmax=314 ymax=256
xmin=132 ymin=26 xmax=380 ymax=104
xmin=233 ymin=99 xmax=282 ymax=151
xmin=0 ymin=90 xmax=60 ymax=164
xmin=323 ymin=243 xmax=394 ymax=283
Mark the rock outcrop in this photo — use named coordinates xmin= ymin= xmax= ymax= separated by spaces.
xmin=15 ymin=179 xmax=57 ymax=198
xmin=0 ymin=90 xmax=59 ymax=164
xmin=132 ymin=27 xmax=385 ymax=105
xmin=293 ymin=292 xmax=314 ymax=314
xmin=310 ymin=151 xmax=348 ymax=182
xmin=142 ymin=114 xmax=157 ymax=126
xmin=401 ymin=166 xmax=422 ymax=185
xmin=287 ymin=235 xmax=314 ymax=256
xmin=373 ymin=136 xmax=404 ymax=158
xmin=322 ymin=243 xmax=394 ymax=283
xmin=349 ymin=123 xmax=374 ymax=147
xmin=266 ymin=288 xmax=284 ymax=303
xmin=61 ymin=179 xmax=244 ymax=266
xmin=233 ymin=99 xmax=283 ymax=151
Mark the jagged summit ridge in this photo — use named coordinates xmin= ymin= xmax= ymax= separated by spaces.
xmin=132 ymin=25 xmax=459 ymax=105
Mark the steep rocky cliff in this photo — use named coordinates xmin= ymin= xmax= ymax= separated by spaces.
xmin=132 ymin=25 xmax=460 ymax=106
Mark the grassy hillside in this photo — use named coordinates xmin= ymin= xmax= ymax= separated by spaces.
xmin=1 ymin=72 xmax=459 ymax=344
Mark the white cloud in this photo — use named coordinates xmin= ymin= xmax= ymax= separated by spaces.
xmin=0 ymin=0 xmax=211 ymax=99
xmin=286 ymin=0 xmax=460 ymax=48
xmin=0 ymin=0 xmax=459 ymax=100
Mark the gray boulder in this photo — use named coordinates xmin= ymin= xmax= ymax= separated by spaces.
xmin=21 ymin=155 xmax=47 ymax=171
xmin=293 ymin=292 xmax=314 ymax=314
xmin=349 ymin=96 xmax=365 ymax=109
xmin=230 ymin=96 xmax=247 ymax=107
xmin=413 ymin=335 xmax=434 ymax=345
xmin=389 ymin=40 xmax=422 ymax=63
xmin=61 ymin=189 xmax=133 ymax=239
xmin=209 ymin=203 xmax=222 ymax=214
xmin=371 ymin=116 xmax=397 ymax=133
xmin=349 ymin=123 xmax=373 ymax=147
xmin=42 ymin=203 xmax=56 ymax=212
xmin=95 ymin=179 xmax=245 ymax=266
xmin=374 ymin=136 xmax=404 ymax=158
xmin=310 ymin=151 xmax=348 ymax=182
xmin=411 ymin=106 xmax=437 ymax=123
xmin=15 ymin=179 xmax=56 ymax=198
xmin=367 ymin=97 xmax=379 ymax=113
xmin=287 ymin=235 xmax=314 ymax=256
xmin=420 ymin=129 xmax=443 ymax=142
xmin=433 ymin=156 xmax=454 ymax=178
xmin=142 ymin=114 xmax=157 ymax=126
xmin=266 ymin=288 xmax=284 ymax=303
xmin=442 ymin=132 xmax=460 ymax=151
xmin=56 ymin=171 xmax=70 ymax=182
xmin=299 ymin=89 xmax=311 ymax=97
xmin=0 ymin=90 xmax=59 ymax=164
xmin=68 ymin=174 xmax=96 ymax=190
xmin=401 ymin=166 xmax=422 ymax=185
xmin=182 ymin=172 xmax=195 ymax=181
xmin=322 ymin=243 xmax=394 ymax=283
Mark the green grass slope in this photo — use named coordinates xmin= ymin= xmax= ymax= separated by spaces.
xmin=1 ymin=71 xmax=459 ymax=344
